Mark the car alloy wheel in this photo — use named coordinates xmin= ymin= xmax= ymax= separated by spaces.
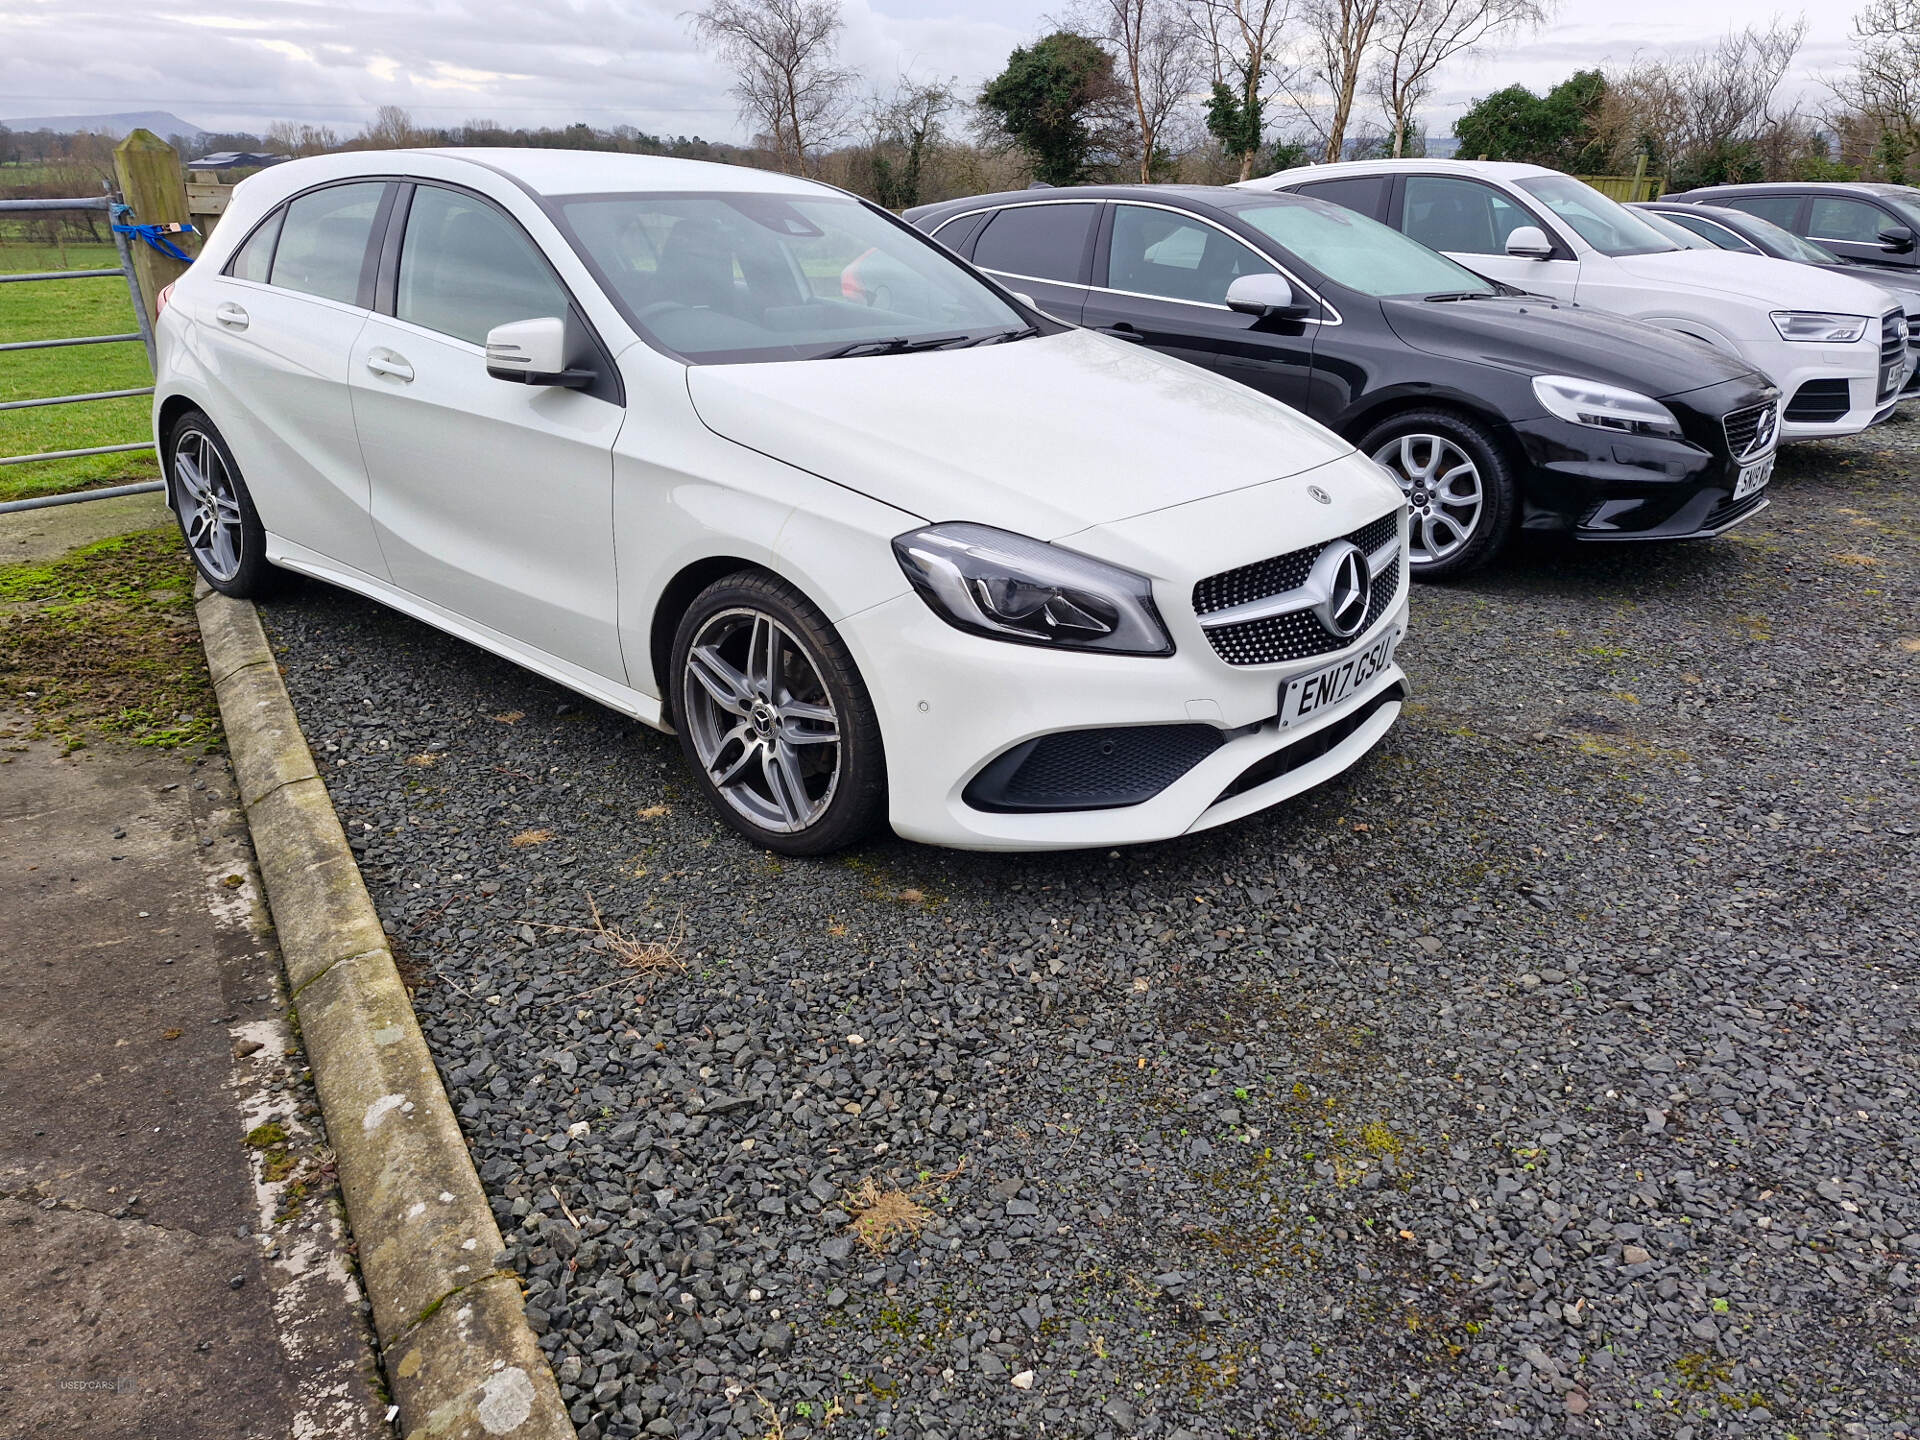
xmin=680 ymin=607 xmax=842 ymax=835
xmin=1371 ymin=433 xmax=1484 ymax=566
xmin=172 ymin=426 xmax=247 ymax=584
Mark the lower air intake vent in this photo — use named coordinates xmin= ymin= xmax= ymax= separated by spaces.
xmin=964 ymin=724 xmax=1223 ymax=813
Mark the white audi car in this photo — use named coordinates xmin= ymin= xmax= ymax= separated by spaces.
xmin=1240 ymin=159 xmax=1910 ymax=441
xmin=153 ymin=150 xmax=1409 ymax=853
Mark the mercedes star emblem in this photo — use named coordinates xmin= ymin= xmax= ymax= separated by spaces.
xmin=1307 ymin=484 xmax=1332 ymax=505
xmin=1309 ymin=540 xmax=1371 ymax=639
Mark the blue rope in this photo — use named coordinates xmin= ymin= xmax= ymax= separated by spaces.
xmin=111 ymin=220 xmax=197 ymax=262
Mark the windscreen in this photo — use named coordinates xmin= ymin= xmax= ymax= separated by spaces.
xmin=1515 ymin=175 xmax=1677 ymax=257
xmin=1640 ymin=211 xmax=1714 ymax=248
xmin=556 ymin=191 xmax=1022 ymax=363
xmin=1230 ymin=199 xmax=1496 ymax=298
xmin=1731 ymin=211 xmax=1842 ymax=264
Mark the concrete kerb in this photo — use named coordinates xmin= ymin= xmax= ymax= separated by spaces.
xmin=194 ymin=582 xmax=574 ymax=1440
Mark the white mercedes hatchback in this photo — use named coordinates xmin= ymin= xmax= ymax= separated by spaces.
xmin=153 ymin=150 xmax=1410 ymax=853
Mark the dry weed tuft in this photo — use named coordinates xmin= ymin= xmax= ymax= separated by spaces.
xmin=509 ymin=827 xmax=553 ymax=847
xmin=549 ymin=896 xmax=687 ymax=987
xmin=846 ymin=1157 xmax=966 ymax=1254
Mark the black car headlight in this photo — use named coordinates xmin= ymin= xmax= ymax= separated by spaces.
xmin=892 ymin=523 xmax=1173 ymax=655
xmin=1531 ymin=375 xmax=1682 ymax=439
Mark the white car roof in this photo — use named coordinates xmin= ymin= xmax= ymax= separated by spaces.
xmin=1242 ymin=157 xmax=1558 ymax=188
xmin=406 ymin=148 xmax=826 ymax=197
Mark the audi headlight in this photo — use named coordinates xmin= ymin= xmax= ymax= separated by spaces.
xmin=892 ymin=523 xmax=1172 ymax=655
xmin=1770 ymin=310 xmax=1868 ymax=343
xmin=1531 ymin=375 xmax=1682 ymax=439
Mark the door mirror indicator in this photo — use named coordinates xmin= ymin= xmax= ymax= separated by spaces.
xmin=1226 ymin=273 xmax=1311 ymax=318
xmin=485 ymin=316 xmax=593 ymax=388
xmin=1877 ymin=224 xmax=1915 ymax=254
xmin=1505 ymin=225 xmax=1555 ymax=259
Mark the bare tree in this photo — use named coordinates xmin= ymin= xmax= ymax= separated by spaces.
xmin=1832 ymin=0 xmax=1920 ymax=172
xmin=266 ymin=120 xmax=341 ymax=157
xmin=1368 ymin=0 xmax=1552 ymax=158
xmin=1297 ymin=0 xmax=1388 ymax=163
xmin=1604 ymin=19 xmax=1805 ymax=180
xmin=688 ymin=0 xmax=855 ymax=175
xmin=1188 ymin=0 xmax=1294 ymax=180
xmin=362 ymin=105 xmax=420 ymax=148
xmin=1094 ymin=0 xmax=1203 ymax=181
xmin=852 ymin=75 xmax=956 ymax=209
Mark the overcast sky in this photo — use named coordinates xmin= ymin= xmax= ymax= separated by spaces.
xmin=0 ymin=0 xmax=1858 ymax=144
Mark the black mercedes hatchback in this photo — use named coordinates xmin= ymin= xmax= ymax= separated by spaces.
xmin=906 ymin=185 xmax=1781 ymax=577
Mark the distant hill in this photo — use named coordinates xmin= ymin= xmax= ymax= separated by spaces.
xmin=1 ymin=111 xmax=206 ymax=139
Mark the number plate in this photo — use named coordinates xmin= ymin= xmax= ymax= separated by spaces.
xmin=1732 ymin=455 xmax=1774 ymax=502
xmin=1279 ymin=629 xmax=1400 ymax=729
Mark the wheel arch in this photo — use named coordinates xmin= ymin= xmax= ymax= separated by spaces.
xmin=648 ymin=554 xmax=778 ymax=721
xmin=153 ymin=392 xmax=205 ymax=503
xmin=1339 ymin=391 xmax=1528 ymax=476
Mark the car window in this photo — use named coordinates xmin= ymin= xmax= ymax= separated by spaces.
xmin=1291 ymin=175 xmax=1390 ymax=221
xmin=971 ymin=204 xmax=1097 ymax=284
xmin=1639 ymin=211 xmax=1716 ymax=249
xmin=1665 ymin=212 xmax=1755 ymax=252
xmin=1718 ymin=194 xmax=1802 ymax=230
xmin=1106 ymin=205 xmax=1276 ymax=305
xmin=1232 ymin=198 xmax=1494 ymax=299
xmin=1723 ymin=211 xmax=1838 ymax=264
xmin=1809 ymin=196 xmax=1895 ymax=244
xmin=396 ymin=185 xmax=571 ymax=346
xmin=929 ymin=211 xmax=988 ymax=253
xmin=1513 ymin=175 xmax=1675 ymax=256
xmin=558 ymin=191 xmax=1022 ymax=364
xmin=1402 ymin=176 xmax=1536 ymax=256
xmin=269 ymin=182 xmax=386 ymax=306
xmin=227 ymin=207 xmax=283 ymax=283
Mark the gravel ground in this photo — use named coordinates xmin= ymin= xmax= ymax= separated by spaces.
xmin=260 ymin=425 xmax=1918 ymax=1440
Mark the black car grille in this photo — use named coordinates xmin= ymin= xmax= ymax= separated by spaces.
xmin=1880 ymin=311 xmax=1905 ymax=401
xmin=963 ymin=724 xmax=1224 ymax=812
xmin=1212 ymin=684 xmax=1406 ymax=805
xmin=1906 ymin=313 xmax=1920 ymax=349
xmin=1785 ymin=378 xmax=1851 ymax=423
xmin=1703 ymin=489 xmax=1769 ymax=531
xmin=1194 ymin=512 xmax=1402 ymax=667
xmin=1721 ymin=402 xmax=1777 ymax=461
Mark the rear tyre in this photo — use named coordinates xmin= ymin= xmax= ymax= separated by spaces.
xmin=1359 ymin=408 xmax=1515 ymax=578
xmin=669 ymin=571 xmax=887 ymax=856
xmin=165 ymin=410 xmax=277 ymax=598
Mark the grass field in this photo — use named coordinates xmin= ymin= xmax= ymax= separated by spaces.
xmin=0 ymin=241 xmax=159 ymax=504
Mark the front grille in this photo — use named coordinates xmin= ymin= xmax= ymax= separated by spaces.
xmin=1702 ymin=489 xmax=1768 ymax=531
xmin=1906 ymin=313 xmax=1920 ymax=348
xmin=1785 ymin=378 xmax=1851 ymax=423
xmin=1194 ymin=512 xmax=1401 ymax=667
xmin=1880 ymin=311 xmax=1905 ymax=401
xmin=963 ymin=724 xmax=1223 ymax=813
xmin=1721 ymin=402 xmax=1776 ymax=460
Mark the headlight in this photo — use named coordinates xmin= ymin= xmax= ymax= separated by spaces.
xmin=892 ymin=523 xmax=1173 ymax=655
xmin=1770 ymin=310 xmax=1869 ymax=343
xmin=1531 ymin=375 xmax=1682 ymax=439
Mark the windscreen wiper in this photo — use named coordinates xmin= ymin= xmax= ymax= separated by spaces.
xmin=810 ymin=333 xmax=973 ymax=360
xmin=958 ymin=325 xmax=1040 ymax=347
xmin=1423 ymin=290 xmax=1492 ymax=302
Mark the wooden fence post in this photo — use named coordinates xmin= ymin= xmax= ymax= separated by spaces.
xmin=112 ymin=128 xmax=198 ymax=332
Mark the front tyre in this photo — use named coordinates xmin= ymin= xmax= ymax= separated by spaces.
xmin=166 ymin=409 xmax=277 ymax=598
xmin=1360 ymin=408 xmax=1515 ymax=578
xmin=669 ymin=571 xmax=887 ymax=856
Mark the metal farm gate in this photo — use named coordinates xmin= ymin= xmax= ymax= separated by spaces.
xmin=0 ymin=195 xmax=165 ymax=511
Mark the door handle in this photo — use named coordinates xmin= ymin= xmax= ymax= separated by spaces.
xmin=214 ymin=301 xmax=249 ymax=330
xmin=365 ymin=351 xmax=414 ymax=382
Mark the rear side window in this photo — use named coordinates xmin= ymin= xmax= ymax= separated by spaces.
xmin=1106 ymin=205 xmax=1275 ymax=304
xmin=1667 ymin=213 xmax=1756 ymax=252
xmin=227 ymin=208 xmax=282 ymax=283
xmin=1402 ymin=176 xmax=1535 ymax=255
xmin=397 ymin=185 xmax=570 ymax=346
xmin=930 ymin=211 xmax=988 ymax=253
xmin=270 ymin=183 xmax=386 ymax=306
xmin=971 ymin=204 xmax=1097 ymax=283
xmin=1292 ymin=175 xmax=1390 ymax=221
xmin=1719 ymin=194 xmax=1802 ymax=230
xmin=1809 ymin=196 xmax=1893 ymax=244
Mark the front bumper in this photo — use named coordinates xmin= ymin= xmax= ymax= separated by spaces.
xmin=838 ymin=574 xmax=1410 ymax=851
xmin=1507 ymin=393 xmax=1776 ymax=543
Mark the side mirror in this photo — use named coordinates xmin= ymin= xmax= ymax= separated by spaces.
xmin=485 ymin=317 xmax=593 ymax=388
xmin=1226 ymin=272 xmax=1311 ymax=318
xmin=1505 ymin=225 xmax=1555 ymax=259
xmin=1010 ymin=291 xmax=1037 ymax=309
xmin=1878 ymin=224 xmax=1915 ymax=254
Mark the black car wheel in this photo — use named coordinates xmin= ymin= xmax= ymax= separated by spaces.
xmin=1360 ymin=409 xmax=1516 ymax=578
xmin=166 ymin=409 xmax=278 ymax=598
xmin=669 ymin=571 xmax=887 ymax=855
